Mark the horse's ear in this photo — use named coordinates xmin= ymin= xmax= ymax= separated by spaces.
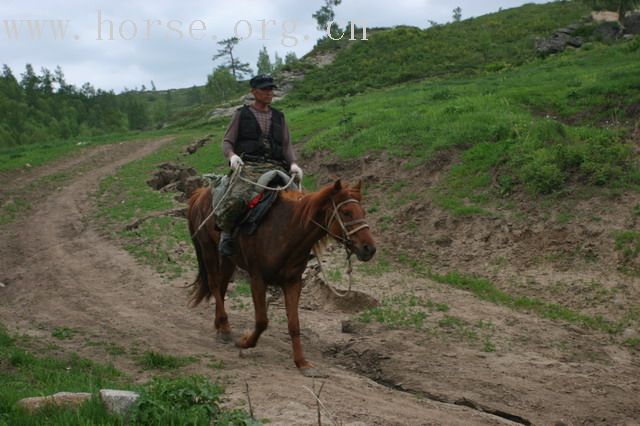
xmin=351 ymin=179 xmax=363 ymax=201
xmin=332 ymin=179 xmax=342 ymax=193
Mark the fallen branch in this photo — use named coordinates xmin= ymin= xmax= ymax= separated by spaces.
xmin=245 ymin=381 xmax=254 ymax=419
xmin=303 ymin=382 xmax=339 ymax=426
xmin=315 ymin=381 xmax=326 ymax=426
xmin=124 ymin=208 xmax=186 ymax=231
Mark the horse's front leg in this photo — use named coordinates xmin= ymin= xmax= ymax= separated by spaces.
xmin=236 ymin=276 xmax=268 ymax=349
xmin=282 ymin=280 xmax=312 ymax=369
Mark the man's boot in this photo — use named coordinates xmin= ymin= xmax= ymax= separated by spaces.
xmin=219 ymin=231 xmax=234 ymax=256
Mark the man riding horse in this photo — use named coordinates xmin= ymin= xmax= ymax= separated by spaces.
xmin=217 ymin=74 xmax=303 ymax=256
xmin=188 ymin=74 xmax=375 ymax=374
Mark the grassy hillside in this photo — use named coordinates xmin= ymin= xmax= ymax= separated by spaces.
xmin=290 ymin=1 xmax=592 ymax=101
xmin=283 ymin=40 xmax=640 ymax=205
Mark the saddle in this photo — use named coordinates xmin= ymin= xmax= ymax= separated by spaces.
xmin=240 ymin=170 xmax=298 ymax=235
xmin=205 ymin=170 xmax=298 ymax=236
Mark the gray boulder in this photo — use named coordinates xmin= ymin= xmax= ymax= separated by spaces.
xmin=623 ymin=12 xmax=640 ymax=35
xmin=99 ymin=389 xmax=140 ymax=416
xmin=593 ymin=21 xmax=623 ymax=42
xmin=536 ymin=32 xmax=583 ymax=56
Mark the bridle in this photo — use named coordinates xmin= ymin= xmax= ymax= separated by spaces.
xmin=312 ymin=197 xmax=370 ymax=251
xmin=310 ymin=196 xmax=370 ymax=297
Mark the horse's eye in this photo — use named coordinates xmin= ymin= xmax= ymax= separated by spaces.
xmin=344 ymin=210 xmax=353 ymax=218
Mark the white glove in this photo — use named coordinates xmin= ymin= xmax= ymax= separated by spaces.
xmin=290 ymin=163 xmax=303 ymax=182
xmin=229 ymin=154 xmax=244 ymax=170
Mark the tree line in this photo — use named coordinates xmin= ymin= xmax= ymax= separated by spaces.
xmin=0 ymin=64 xmax=158 ymax=147
xmin=0 ymin=0 xmax=335 ymax=147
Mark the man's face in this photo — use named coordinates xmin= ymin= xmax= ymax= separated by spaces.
xmin=252 ymin=87 xmax=274 ymax=105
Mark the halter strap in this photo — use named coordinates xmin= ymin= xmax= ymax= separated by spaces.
xmin=312 ymin=198 xmax=370 ymax=245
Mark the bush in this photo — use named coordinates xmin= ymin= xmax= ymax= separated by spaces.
xmin=520 ymin=150 xmax=565 ymax=194
xmin=130 ymin=376 xmax=259 ymax=426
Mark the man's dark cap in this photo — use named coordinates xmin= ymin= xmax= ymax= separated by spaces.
xmin=250 ymin=74 xmax=277 ymax=89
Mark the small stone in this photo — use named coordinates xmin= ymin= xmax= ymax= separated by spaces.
xmin=612 ymin=294 xmax=625 ymax=307
xmin=99 ymin=389 xmax=140 ymax=416
xmin=622 ymin=328 xmax=639 ymax=340
xmin=341 ymin=320 xmax=357 ymax=334
xmin=0 ymin=282 xmax=5 ymax=288
xmin=18 ymin=392 xmax=91 ymax=412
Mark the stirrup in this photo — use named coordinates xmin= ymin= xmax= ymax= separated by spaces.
xmin=219 ymin=231 xmax=234 ymax=256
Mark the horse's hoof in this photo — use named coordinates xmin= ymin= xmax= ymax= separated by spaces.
xmin=216 ymin=332 xmax=233 ymax=344
xmin=300 ymin=367 xmax=329 ymax=378
xmin=235 ymin=339 xmax=250 ymax=349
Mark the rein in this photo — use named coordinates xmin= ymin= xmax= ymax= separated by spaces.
xmin=311 ymin=198 xmax=370 ymax=297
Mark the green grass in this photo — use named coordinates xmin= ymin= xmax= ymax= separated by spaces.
xmin=0 ymin=324 xmax=129 ymax=425
xmin=428 ymin=271 xmax=625 ymax=334
xmin=0 ymin=324 xmax=256 ymax=425
xmin=0 ymin=197 xmax=31 ymax=226
xmin=96 ymin=129 xmax=227 ymax=277
xmin=230 ymin=279 xmax=252 ymax=298
xmin=358 ymin=252 xmax=393 ymax=275
xmin=624 ymin=338 xmax=640 ymax=351
xmin=613 ymin=230 xmax=640 ymax=274
xmin=137 ymin=351 xmax=198 ymax=371
xmin=358 ymin=294 xmax=449 ymax=330
xmin=282 ymin=40 xmax=640 ymax=215
xmin=0 ymin=130 xmax=172 ymax=173
xmin=51 ymin=327 xmax=77 ymax=340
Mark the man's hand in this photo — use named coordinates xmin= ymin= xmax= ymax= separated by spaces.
xmin=290 ymin=163 xmax=303 ymax=182
xmin=229 ymin=154 xmax=244 ymax=170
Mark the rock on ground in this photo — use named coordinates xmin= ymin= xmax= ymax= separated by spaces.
xmin=99 ymin=389 xmax=140 ymax=416
xmin=17 ymin=392 xmax=92 ymax=412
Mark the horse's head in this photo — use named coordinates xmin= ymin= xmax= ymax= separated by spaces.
xmin=325 ymin=179 xmax=376 ymax=262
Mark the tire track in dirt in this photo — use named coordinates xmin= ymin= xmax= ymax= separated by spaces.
xmin=0 ymin=137 xmax=515 ymax=425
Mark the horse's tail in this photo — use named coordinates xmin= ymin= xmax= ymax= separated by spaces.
xmin=187 ymin=187 xmax=213 ymax=307
xmin=189 ymin=235 xmax=211 ymax=307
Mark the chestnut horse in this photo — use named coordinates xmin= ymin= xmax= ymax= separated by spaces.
xmin=187 ymin=179 xmax=376 ymax=373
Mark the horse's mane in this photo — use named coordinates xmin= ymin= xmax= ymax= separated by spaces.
xmin=281 ymin=181 xmax=363 ymax=228
xmin=282 ymin=184 xmax=337 ymax=228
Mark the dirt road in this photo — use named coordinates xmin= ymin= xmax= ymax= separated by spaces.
xmin=1 ymin=138 xmax=639 ymax=425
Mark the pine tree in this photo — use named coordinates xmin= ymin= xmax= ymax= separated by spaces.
xmin=20 ymin=64 xmax=39 ymax=106
xmin=312 ymin=0 xmax=342 ymax=32
xmin=187 ymin=85 xmax=202 ymax=105
xmin=452 ymin=7 xmax=462 ymax=22
xmin=53 ymin=66 xmax=69 ymax=94
xmin=212 ymin=37 xmax=252 ymax=79
xmin=273 ymin=52 xmax=284 ymax=72
xmin=256 ymin=46 xmax=273 ymax=75
xmin=285 ymin=52 xmax=299 ymax=67
xmin=40 ymin=67 xmax=53 ymax=95
xmin=206 ymin=66 xmax=237 ymax=101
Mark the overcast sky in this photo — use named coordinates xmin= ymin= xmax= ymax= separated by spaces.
xmin=1 ymin=0 xmax=553 ymax=92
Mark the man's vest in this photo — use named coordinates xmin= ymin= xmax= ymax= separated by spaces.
xmin=235 ymin=105 xmax=286 ymax=164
